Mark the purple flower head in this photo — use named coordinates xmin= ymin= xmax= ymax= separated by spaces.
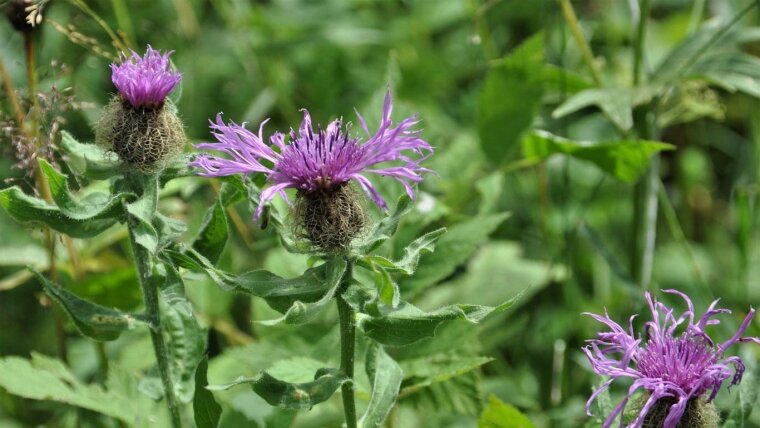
xmin=584 ymin=290 xmax=760 ymax=428
xmin=110 ymin=45 xmax=181 ymax=109
xmin=190 ymin=89 xmax=433 ymax=219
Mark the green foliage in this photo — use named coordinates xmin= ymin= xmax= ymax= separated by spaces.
xmin=194 ymin=357 xmax=222 ymax=428
xmin=359 ymin=344 xmax=403 ymax=428
xmin=0 ymin=353 xmax=162 ymax=426
xmin=35 ymin=269 xmax=146 ymax=341
xmin=192 ymin=197 xmax=229 ymax=264
xmin=478 ymin=34 xmax=545 ymax=164
xmin=478 ymin=395 xmax=535 ymax=428
xmin=208 ymin=369 xmax=349 ymax=410
xmin=522 ymin=130 xmax=675 ymax=183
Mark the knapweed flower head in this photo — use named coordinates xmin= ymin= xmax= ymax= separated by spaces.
xmin=584 ymin=290 xmax=760 ymax=428
xmin=111 ymin=45 xmax=181 ymax=109
xmin=95 ymin=45 xmax=186 ymax=172
xmin=190 ymin=89 xmax=432 ymax=252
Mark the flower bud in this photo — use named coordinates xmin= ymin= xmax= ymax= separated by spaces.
xmin=292 ymin=183 xmax=369 ymax=254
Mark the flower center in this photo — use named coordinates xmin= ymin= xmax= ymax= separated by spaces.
xmin=637 ymin=335 xmax=718 ymax=393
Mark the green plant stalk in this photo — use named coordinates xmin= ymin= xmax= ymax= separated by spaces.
xmin=110 ymin=0 xmax=135 ymax=49
xmin=126 ymin=177 xmax=182 ymax=428
xmin=558 ymin=0 xmax=602 ymax=85
xmin=337 ymin=259 xmax=357 ymax=428
xmin=632 ymin=0 xmax=651 ymax=86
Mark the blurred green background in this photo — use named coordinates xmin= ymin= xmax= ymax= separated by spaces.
xmin=1 ymin=0 xmax=760 ymax=427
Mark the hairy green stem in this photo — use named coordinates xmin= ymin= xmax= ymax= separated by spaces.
xmin=127 ymin=176 xmax=182 ymax=428
xmin=337 ymin=260 xmax=357 ymax=428
xmin=632 ymin=0 xmax=651 ymax=86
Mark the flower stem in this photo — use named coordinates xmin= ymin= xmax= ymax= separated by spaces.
xmin=337 ymin=259 xmax=357 ymax=428
xmin=559 ymin=0 xmax=602 ymax=86
xmin=126 ymin=176 xmax=182 ymax=428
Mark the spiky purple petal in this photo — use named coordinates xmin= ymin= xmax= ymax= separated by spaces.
xmin=110 ymin=45 xmax=181 ymax=108
xmin=584 ymin=290 xmax=759 ymax=428
xmin=189 ymin=89 xmax=433 ymax=219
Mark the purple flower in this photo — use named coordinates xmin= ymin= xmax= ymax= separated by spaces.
xmin=584 ymin=290 xmax=760 ymax=428
xmin=190 ymin=89 xmax=433 ymax=219
xmin=111 ymin=45 xmax=181 ymax=109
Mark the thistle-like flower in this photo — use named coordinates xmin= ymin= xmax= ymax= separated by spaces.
xmin=96 ymin=45 xmax=185 ymax=171
xmin=190 ymin=90 xmax=432 ymax=252
xmin=584 ymin=290 xmax=760 ymax=428
xmin=110 ymin=45 xmax=181 ymax=110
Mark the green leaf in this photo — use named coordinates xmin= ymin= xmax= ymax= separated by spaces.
xmin=725 ymin=366 xmax=760 ymax=427
xmin=193 ymin=357 xmax=222 ymax=428
xmin=159 ymin=263 xmax=206 ymax=403
xmin=34 ymin=269 xmax=146 ymax=342
xmin=356 ymin=290 xmax=523 ymax=346
xmin=168 ymin=248 xmax=347 ymax=325
xmin=125 ymin=173 xmax=160 ymax=253
xmin=359 ymin=343 xmax=403 ymax=428
xmin=401 ymin=370 xmax=482 ymax=416
xmin=38 ymin=159 xmax=128 ymax=221
xmin=399 ymin=354 xmax=493 ymax=396
xmin=399 ymin=213 xmax=509 ymax=296
xmin=192 ymin=197 xmax=229 ymax=264
xmin=478 ymin=33 xmax=544 ymax=164
xmin=0 ymin=186 xmax=121 ymax=239
xmin=0 ymin=353 xmax=162 ymax=426
xmin=356 ymin=194 xmax=413 ymax=253
xmin=208 ymin=369 xmax=349 ymax=410
xmin=551 ymin=86 xmax=659 ymax=132
xmin=478 ymin=395 xmax=535 ymax=428
xmin=360 ymin=228 xmax=446 ymax=276
xmin=522 ymin=130 xmax=674 ymax=183
xmin=59 ymin=131 xmax=120 ymax=180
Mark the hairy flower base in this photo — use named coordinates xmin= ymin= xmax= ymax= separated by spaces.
xmin=292 ymin=183 xmax=369 ymax=254
xmin=96 ymin=97 xmax=186 ymax=172
xmin=627 ymin=396 xmax=719 ymax=428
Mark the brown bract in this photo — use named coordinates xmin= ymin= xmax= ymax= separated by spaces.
xmin=95 ymin=96 xmax=186 ymax=172
xmin=292 ymin=183 xmax=370 ymax=254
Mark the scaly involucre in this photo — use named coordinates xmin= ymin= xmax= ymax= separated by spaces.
xmin=584 ymin=290 xmax=760 ymax=428
xmin=111 ymin=45 xmax=181 ymax=109
xmin=190 ymin=89 xmax=433 ymax=219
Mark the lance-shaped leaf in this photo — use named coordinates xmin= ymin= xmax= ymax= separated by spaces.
xmin=356 ymin=194 xmax=413 ymax=253
xmin=125 ymin=174 xmax=160 ymax=253
xmin=359 ymin=344 xmax=403 ymax=428
xmin=38 ymin=159 xmax=128 ymax=220
xmin=158 ymin=263 xmax=206 ymax=403
xmin=33 ymin=270 xmax=146 ymax=341
xmin=208 ymin=368 xmax=349 ymax=410
xmin=0 ymin=161 xmax=129 ymax=238
xmin=522 ymin=130 xmax=674 ymax=183
xmin=193 ymin=357 xmax=222 ymax=428
xmin=238 ymin=258 xmax=347 ymax=325
xmin=359 ymin=228 xmax=446 ymax=276
xmin=59 ymin=131 xmax=120 ymax=180
xmin=166 ymin=248 xmax=346 ymax=325
xmin=356 ymin=291 xmax=524 ymax=347
xmin=192 ymin=197 xmax=229 ymax=264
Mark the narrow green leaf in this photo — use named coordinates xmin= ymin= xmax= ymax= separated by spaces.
xmin=399 ymin=354 xmax=493 ymax=396
xmin=356 ymin=194 xmax=414 ymax=253
xmin=356 ymin=290 xmax=524 ymax=346
xmin=522 ymin=130 xmax=674 ymax=183
xmin=478 ymin=33 xmax=545 ymax=163
xmin=360 ymin=228 xmax=446 ymax=275
xmin=0 ymin=353 xmax=160 ymax=426
xmin=59 ymin=131 xmax=120 ymax=180
xmin=478 ymin=395 xmax=535 ymax=428
xmin=34 ymin=269 xmax=146 ymax=342
xmin=193 ymin=357 xmax=222 ymax=428
xmin=208 ymin=369 xmax=349 ymax=410
xmin=159 ymin=263 xmax=206 ymax=403
xmin=125 ymin=173 xmax=160 ymax=253
xmin=0 ymin=186 xmax=120 ymax=238
xmin=359 ymin=343 xmax=403 ymax=428
xmin=552 ymin=86 xmax=659 ymax=132
xmin=192 ymin=197 xmax=229 ymax=264
xmin=399 ymin=213 xmax=509 ymax=296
